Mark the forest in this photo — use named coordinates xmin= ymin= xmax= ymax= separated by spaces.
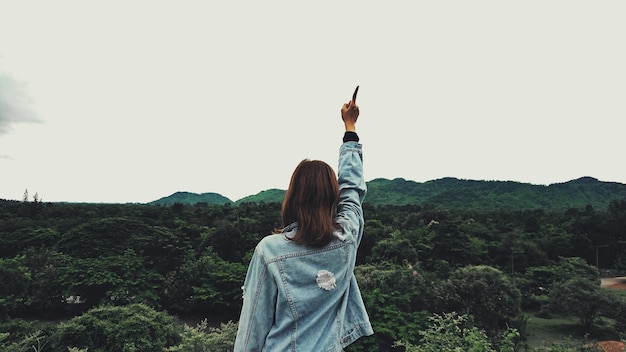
xmin=1 ymin=192 xmax=626 ymax=351
xmin=154 ymin=176 xmax=626 ymax=213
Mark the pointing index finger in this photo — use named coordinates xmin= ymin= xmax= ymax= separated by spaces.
xmin=352 ymin=85 xmax=359 ymax=104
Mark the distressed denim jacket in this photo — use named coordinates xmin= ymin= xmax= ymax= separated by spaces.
xmin=234 ymin=141 xmax=373 ymax=351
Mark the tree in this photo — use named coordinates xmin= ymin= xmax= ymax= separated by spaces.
xmin=358 ymin=219 xmax=393 ymax=265
xmin=0 ymin=257 xmax=29 ymax=320
xmin=602 ymin=289 xmax=626 ymax=333
xmin=349 ymin=262 xmax=431 ymax=352
xmin=368 ymin=236 xmax=418 ymax=265
xmin=394 ymin=312 xmax=519 ymax=352
xmin=533 ymin=257 xmax=613 ymax=333
xmin=163 ymin=247 xmax=246 ymax=317
xmin=61 ymin=249 xmax=163 ymax=308
xmin=56 ymin=217 xmax=185 ymax=275
xmin=21 ymin=247 xmax=69 ymax=318
xmin=50 ymin=303 xmax=181 ymax=351
xmin=439 ymin=265 xmax=522 ymax=336
xmin=553 ymin=257 xmax=601 ymax=285
xmin=0 ymin=319 xmax=48 ymax=352
xmin=545 ymin=277 xmax=613 ymax=333
xmin=532 ymin=225 xmax=575 ymax=261
xmin=425 ymin=218 xmax=493 ymax=268
xmin=165 ymin=319 xmax=237 ymax=352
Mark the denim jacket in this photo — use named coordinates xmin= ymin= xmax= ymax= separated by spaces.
xmin=234 ymin=141 xmax=373 ymax=351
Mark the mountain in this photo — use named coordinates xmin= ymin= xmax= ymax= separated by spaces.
xmin=149 ymin=191 xmax=232 ymax=206
xmin=365 ymin=176 xmax=626 ymax=211
xmin=149 ymin=177 xmax=626 ymax=212
xmin=235 ymin=189 xmax=286 ymax=204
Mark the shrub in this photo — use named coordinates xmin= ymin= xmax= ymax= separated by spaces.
xmin=50 ymin=303 xmax=180 ymax=352
xmin=394 ymin=312 xmax=520 ymax=352
xmin=166 ymin=319 xmax=237 ymax=352
xmin=0 ymin=318 xmax=53 ymax=352
xmin=442 ymin=265 xmax=522 ymax=336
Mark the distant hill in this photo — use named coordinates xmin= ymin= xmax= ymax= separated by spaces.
xmin=149 ymin=177 xmax=626 ymax=212
xmin=235 ymin=189 xmax=286 ymax=205
xmin=149 ymin=191 xmax=232 ymax=206
xmin=365 ymin=176 xmax=626 ymax=211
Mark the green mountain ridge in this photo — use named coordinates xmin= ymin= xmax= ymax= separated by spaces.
xmin=149 ymin=176 xmax=626 ymax=212
xmin=149 ymin=191 xmax=231 ymax=206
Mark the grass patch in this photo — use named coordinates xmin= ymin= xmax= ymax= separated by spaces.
xmin=524 ymin=313 xmax=585 ymax=349
xmin=604 ymin=286 xmax=626 ymax=299
xmin=524 ymin=310 xmax=622 ymax=350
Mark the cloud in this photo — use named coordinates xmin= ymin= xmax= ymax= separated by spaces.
xmin=0 ymin=72 xmax=41 ymax=136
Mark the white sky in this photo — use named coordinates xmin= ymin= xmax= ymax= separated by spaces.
xmin=1 ymin=1 xmax=624 ymax=203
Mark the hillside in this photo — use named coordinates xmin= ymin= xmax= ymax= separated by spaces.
xmin=365 ymin=176 xmax=626 ymax=211
xmin=235 ymin=189 xmax=286 ymax=205
xmin=149 ymin=191 xmax=232 ymax=205
xmin=149 ymin=177 xmax=626 ymax=212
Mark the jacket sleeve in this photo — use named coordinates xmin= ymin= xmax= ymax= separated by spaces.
xmin=234 ymin=246 xmax=277 ymax=351
xmin=336 ymin=141 xmax=366 ymax=246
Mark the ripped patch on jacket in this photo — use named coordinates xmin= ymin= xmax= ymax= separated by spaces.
xmin=316 ymin=270 xmax=337 ymax=291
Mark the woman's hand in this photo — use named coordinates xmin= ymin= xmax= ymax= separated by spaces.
xmin=341 ymin=86 xmax=359 ymax=132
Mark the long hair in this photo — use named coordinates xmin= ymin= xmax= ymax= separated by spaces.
xmin=278 ymin=159 xmax=340 ymax=247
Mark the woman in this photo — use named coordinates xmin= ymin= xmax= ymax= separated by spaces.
xmin=234 ymin=88 xmax=373 ymax=351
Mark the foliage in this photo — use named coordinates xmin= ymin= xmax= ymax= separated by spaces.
xmin=55 ymin=217 xmax=183 ymax=272
xmin=0 ymin=319 xmax=51 ymax=352
xmin=348 ymin=262 xmax=431 ymax=351
xmin=394 ymin=312 xmax=520 ymax=352
xmin=1 ymin=191 xmax=625 ymax=349
xmin=602 ymin=288 xmax=626 ymax=333
xmin=60 ymin=248 xmax=163 ymax=308
xmin=518 ymin=256 xmax=602 ymax=312
xmin=365 ymin=177 xmax=626 ymax=212
xmin=553 ymin=257 xmax=601 ymax=284
xmin=166 ymin=319 xmax=237 ymax=352
xmin=358 ymin=219 xmax=394 ymax=265
xmin=164 ymin=247 xmax=246 ymax=316
xmin=534 ymin=257 xmax=608 ymax=332
xmin=0 ymin=330 xmax=48 ymax=352
xmin=235 ymin=189 xmax=285 ymax=205
xmin=50 ymin=303 xmax=181 ymax=352
xmin=150 ymin=191 xmax=233 ymax=206
xmin=20 ymin=248 xmax=72 ymax=317
xmin=545 ymin=277 xmax=613 ymax=333
xmin=425 ymin=219 xmax=494 ymax=268
xmin=130 ymin=176 xmax=626 ymax=212
xmin=438 ymin=265 xmax=522 ymax=336
xmin=369 ymin=237 xmax=418 ymax=265
xmin=0 ymin=257 xmax=29 ymax=320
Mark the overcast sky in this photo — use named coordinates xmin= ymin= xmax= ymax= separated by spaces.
xmin=1 ymin=1 xmax=624 ymax=203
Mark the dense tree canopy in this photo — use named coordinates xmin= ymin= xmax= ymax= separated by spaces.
xmin=0 ymin=197 xmax=625 ymax=350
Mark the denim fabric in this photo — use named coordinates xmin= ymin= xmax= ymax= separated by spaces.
xmin=234 ymin=141 xmax=373 ymax=352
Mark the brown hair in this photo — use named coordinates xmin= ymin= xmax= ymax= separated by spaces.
xmin=278 ymin=159 xmax=340 ymax=247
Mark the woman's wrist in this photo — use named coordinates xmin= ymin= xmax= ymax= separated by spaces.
xmin=344 ymin=123 xmax=356 ymax=132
